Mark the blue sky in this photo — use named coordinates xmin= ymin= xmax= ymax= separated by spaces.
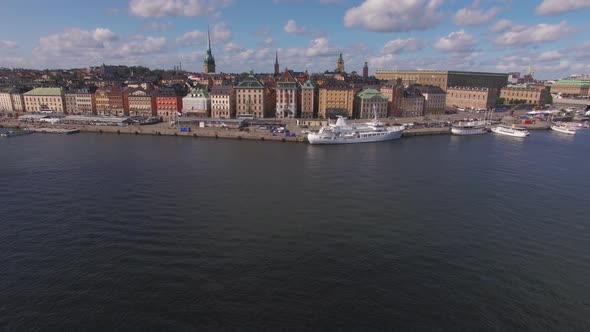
xmin=0 ymin=0 xmax=589 ymax=79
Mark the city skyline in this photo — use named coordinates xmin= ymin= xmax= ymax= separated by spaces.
xmin=0 ymin=0 xmax=589 ymax=79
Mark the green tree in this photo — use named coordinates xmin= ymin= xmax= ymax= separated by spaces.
xmin=496 ymin=97 xmax=505 ymax=105
xmin=544 ymin=94 xmax=553 ymax=105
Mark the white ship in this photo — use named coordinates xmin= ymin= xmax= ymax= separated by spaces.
xmin=307 ymin=116 xmax=404 ymax=145
xmin=551 ymin=124 xmax=576 ymax=135
xmin=491 ymin=125 xmax=529 ymax=138
xmin=451 ymin=121 xmax=488 ymax=136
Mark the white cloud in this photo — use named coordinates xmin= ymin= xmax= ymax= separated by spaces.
xmin=211 ymin=22 xmax=232 ymax=43
xmin=284 ymin=20 xmax=306 ymax=34
xmin=381 ymin=38 xmax=423 ymax=54
xmin=453 ymin=2 xmax=499 ymax=26
xmin=129 ymin=0 xmax=232 ymax=17
xmin=490 ymin=19 xmax=514 ymax=33
xmin=368 ymin=54 xmax=398 ymax=70
xmin=344 ymin=0 xmax=443 ymax=32
xmin=536 ymin=0 xmax=590 ymax=16
xmin=306 ymin=37 xmax=338 ymax=57
xmin=538 ymin=50 xmax=563 ymax=61
xmin=93 ymin=28 xmax=118 ymax=42
xmin=116 ymin=36 xmax=167 ymax=57
xmin=0 ymin=40 xmax=17 ymax=48
xmin=36 ymin=28 xmax=118 ymax=55
xmin=433 ymin=30 xmax=476 ymax=53
xmin=263 ymin=37 xmax=274 ymax=46
xmin=176 ymin=30 xmax=206 ymax=46
xmin=176 ymin=23 xmax=231 ymax=47
xmin=32 ymin=27 xmax=169 ymax=68
xmin=224 ymin=42 xmax=243 ymax=53
xmin=494 ymin=21 xmax=574 ymax=47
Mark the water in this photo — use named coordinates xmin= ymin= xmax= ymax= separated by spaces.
xmin=1 ymin=131 xmax=589 ymax=330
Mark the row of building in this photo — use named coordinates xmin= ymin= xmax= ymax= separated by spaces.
xmin=0 ymin=75 xmax=557 ymax=119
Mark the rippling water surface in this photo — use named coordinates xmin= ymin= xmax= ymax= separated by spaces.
xmin=1 ymin=131 xmax=589 ymax=330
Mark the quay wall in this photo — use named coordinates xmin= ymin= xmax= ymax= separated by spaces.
xmin=1 ymin=119 xmax=555 ymax=143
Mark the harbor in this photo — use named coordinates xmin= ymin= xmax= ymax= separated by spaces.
xmin=1 ymin=109 xmax=586 ymax=143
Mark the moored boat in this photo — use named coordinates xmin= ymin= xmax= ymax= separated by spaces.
xmin=451 ymin=121 xmax=488 ymax=135
xmin=550 ymin=124 xmax=576 ymax=135
xmin=0 ymin=129 xmax=34 ymax=137
xmin=491 ymin=125 xmax=529 ymax=138
xmin=307 ymin=116 xmax=404 ymax=145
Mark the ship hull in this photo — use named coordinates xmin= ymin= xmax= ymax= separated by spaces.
xmin=491 ymin=127 xmax=529 ymax=137
xmin=307 ymin=129 xmax=403 ymax=145
xmin=451 ymin=126 xmax=488 ymax=135
xmin=551 ymin=125 xmax=576 ymax=135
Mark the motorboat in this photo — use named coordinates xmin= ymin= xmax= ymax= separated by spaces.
xmin=491 ymin=125 xmax=529 ymax=138
xmin=451 ymin=121 xmax=488 ymax=135
xmin=551 ymin=124 xmax=576 ymax=135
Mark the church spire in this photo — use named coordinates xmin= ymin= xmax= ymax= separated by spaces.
xmin=274 ymin=50 xmax=280 ymax=76
xmin=207 ymin=25 xmax=211 ymax=51
xmin=203 ymin=25 xmax=216 ymax=74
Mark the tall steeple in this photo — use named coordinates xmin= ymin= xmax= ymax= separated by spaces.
xmin=207 ymin=25 xmax=212 ymax=51
xmin=203 ymin=25 xmax=216 ymax=74
xmin=274 ymin=50 xmax=280 ymax=76
xmin=362 ymin=61 xmax=368 ymax=79
xmin=336 ymin=52 xmax=345 ymax=73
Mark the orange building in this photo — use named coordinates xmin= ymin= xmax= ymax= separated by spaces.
xmin=156 ymin=88 xmax=183 ymax=117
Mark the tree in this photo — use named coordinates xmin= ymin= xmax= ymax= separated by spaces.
xmin=496 ymin=97 xmax=505 ymax=105
xmin=544 ymin=94 xmax=553 ymax=105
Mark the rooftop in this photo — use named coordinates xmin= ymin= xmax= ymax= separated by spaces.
xmin=553 ymin=80 xmax=590 ymax=86
xmin=357 ymin=88 xmax=387 ymax=100
xmin=23 ymin=87 xmax=63 ymax=96
xmin=414 ymin=85 xmax=446 ymax=94
xmin=236 ymin=72 xmax=264 ymax=89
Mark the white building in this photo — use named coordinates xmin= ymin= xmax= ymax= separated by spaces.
xmin=183 ymin=88 xmax=210 ymax=117
xmin=0 ymin=92 xmax=13 ymax=112
xmin=11 ymin=93 xmax=25 ymax=112
xmin=275 ymin=69 xmax=299 ymax=118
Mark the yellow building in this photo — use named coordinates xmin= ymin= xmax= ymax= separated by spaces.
xmin=300 ymin=79 xmax=317 ymax=119
xmin=549 ymin=80 xmax=590 ymax=96
xmin=446 ymin=87 xmax=494 ymax=110
xmin=126 ymin=88 xmax=155 ymax=116
xmin=500 ymin=86 xmax=550 ymax=105
xmin=235 ymin=70 xmax=274 ymax=118
xmin=318 ymin=80 xmax=354 ymax=118
xmin=375 ymin=70 xmax=508 ymax=93
xmin=23 ymin=87 xmax=65 ymax=113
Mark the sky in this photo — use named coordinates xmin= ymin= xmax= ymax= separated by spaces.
xmin=0 ymin=0 xmax=589 ymax=79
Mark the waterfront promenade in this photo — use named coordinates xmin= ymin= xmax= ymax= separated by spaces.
xmin=0 ymin=109 xmax=555 ymax=143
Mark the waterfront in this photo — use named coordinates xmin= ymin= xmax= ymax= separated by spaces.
xmin=1 ymin=132 xmax=589 ymax=330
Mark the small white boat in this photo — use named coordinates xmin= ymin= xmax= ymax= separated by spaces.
xmin=491 ymin=125 xmax=529 ymax=138
xmin=551 ymin=124 xmax=576 ymax=135
xmin=451 ymin=121 xmax=488 ymax=135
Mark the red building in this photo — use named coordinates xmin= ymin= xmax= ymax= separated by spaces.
xmin=156 ymin=88 xmax=184 ymax=117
